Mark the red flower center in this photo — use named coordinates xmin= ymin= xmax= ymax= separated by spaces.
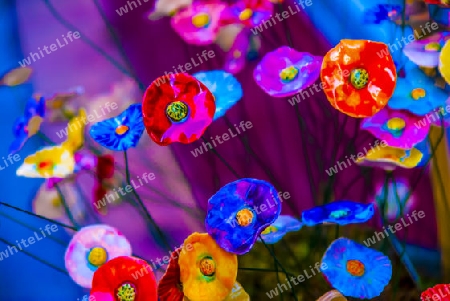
xmin=38 ymin=160 xmax=53 ymax=170
xmin=346 ymin=259 xmax=365 ymax=276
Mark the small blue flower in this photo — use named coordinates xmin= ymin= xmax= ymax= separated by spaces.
xmin=321 ymin=237 xmax=392 ymax=299
xmin=302 ymin=200 xmax=375 ymax=226
xmin=89 ymin=104 xmax=144 ymax=151
xmin=363 ymin=4 xmax=402 ymax=24
xmin=388 ymin=67 xmax=448 ymax=115
xmin=258 ymin=215 xmax=302 ymax=244
xmin=193 ymin=70 xmax=243 ymax=120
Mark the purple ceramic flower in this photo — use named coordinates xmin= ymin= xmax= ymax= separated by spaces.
xmin=403 ymin=32 xmax=450 ymax=67
xmin=361 ymin=107 xmax=429 ymax=149
xmin=254 ymin=46 xmax=322 ymax=97
xmin=171 ymin=2 xmax=226 ymax=45
xmin=220 ymin=0 xmax=273 ymax=28
xmin=224 ymin=28 xmax=251 ymax=74
xmin=205 ymin=178 xmax=282 ymax=255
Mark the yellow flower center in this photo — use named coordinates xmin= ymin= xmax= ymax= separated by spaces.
xmin=346 ymin=259 xmax=365 ymax=277
xmin=168 ymin=9 xmax=177 ymax=17
xmin=51 ymin=99 xmax=64 ymax=109
xmin=239 ymin=8 xmax=253 ymax=21
xmin=38 ymin=160 xmax=53 ymax=171
xmin=51 ymin=197 xmax=61 ymax=207
xmin=424 ymin=42 xmax=442 ymax=52
xmin=411 ymin=88 xmax=426 ymax=100
xmin=233 ymin=50 xmax=242 ymax=58
xmin=236 ymin=208 xmax=254 ymax=227
xmin=115 ymin=125 xmax=129 ymax=135
xmin=279 ymin=66 xmax=299 ymax=82
xmin=116 ymin=283 xmax=136 ymax=301
xmin=166 ymin=101 xmax=188 ymax=122
xmin=386 ymin=117 xmax=406 ymax=131
xmin=350 ymin=68 xmax=369 ymax=89
xmin=192 ymin=13 xmax=210 ymax=28
xmin=261 ymin=225 xmax=278 ymax=235
xmin=87 ymin=247 xmax=108 ymax=267
xmin=199 ymin=256 xmax=216 ymax=276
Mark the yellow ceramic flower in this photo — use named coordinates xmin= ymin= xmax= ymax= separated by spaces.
xmin=179 ymin=232 xmax=238 ymax=301
xmin=61 ymin=108 xmax=86 ymax=152
xmin=16 ymin=145 xmax=75 ymax=178
xmin=440 ymin=40 xmax=450 ymax=85
xmin=356 ymin=146 xmax=423 ymax=170
xmin=316 ymin=290 xmax=348 ymax=301
xmin=223 ymin=282 xmax=249 ymax=301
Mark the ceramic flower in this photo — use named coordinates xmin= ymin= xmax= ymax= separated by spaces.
xmin=403 ymin=32 xmax=450 ymax=68
xmin=258 ymin=215 xmax=302 ymax=244
xmin=374 ymin=178 xmax=414 ymax=222
xmin=302 ymin=201 xmax=375 ymax=226
xmin=178 ymin=232 xmax=238 ymax=301
xmin=425 ymin=0 xmax=450 ymax=6
xmin=148 ymin=0 xmax=192 ymax=20
xmin=9 ymin=95 xmax=45 ymax=153
xmin=142 ymin=73 xmax=215 ymax=146
xmin=90 ymin=104 xmax=144 ymax=151
xmin=224 ymin=28 xmax=252 ymax=74
xmin=220 ymin=0 xmax=273 ymax=28
xmin=16 ymin=145 xmax=75 ymax=178
xmin=321 ymin=237 xmax=392 ymax=299
xmin=61 ymin=108 xmax=87 ymax=152
xmin=45 ymin=86 xmax=84 ymax=122
xmin=363 ymin=4 xmax=402 ymax=24
xmin=361 ymin=107 xmax=429 ymax=149
xmin=440 ymin=39 xmax=450 ymax=85
xmin=421 ymin=284 xmax=450 ymax=301
xmin=0 ymin=66 xmax=32 ymax=86
xmin=321 ymin=39 xmax=397 ymax=118
xmin=193 ymin=70 xmax=243 ymax=120
xmin=254 ymin=46 xmax=322 ymax=97
xmin=158 ymin=248 xmax=185 ymax=301
xmin=428 ymin=97 xmax=450 ymax=127
xmin=171 ymin=2 xmax=226 ymax=45
xmin=356 ymin=145 xmax=423 ymax=170
xmin=316 ymin=290 xmax=348 ymax=301
xmin=90 ymin=256 xmax=158 ymax=301
xmin=65 ymin=224 xmax=132 ymax=288
xmin=205 ymin=178 xmax=282 ymax=255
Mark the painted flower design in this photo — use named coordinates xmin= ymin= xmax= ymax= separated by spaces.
xmin=403 ymin=32 xmax=450 ymax=68
xmin=16 ymin=145 xmax=75 ymax=178
xmin=0 ymin=66 xmax=32 ymax=86
xmin=90 ymin=256 xmax=158 ymax=301
xmin=65 ymin=225 xmax=132 ymax=288
xmin=220 ymin=0 xmax=273 ymax=28
xmin=90 ymin=104 xmax=144 ymax=151
xmin=321 ymin=39 xmax=397 ymax=118
xmin=361 ymin=107 xmax=429 ymax=149
xmin=258 ymin=215 xmax=302 ymax=244
xmin=45 ymin=86 xmax=84 ymax=122
xmin=61 ymin=108 xmax=87 ymax=152
xmin=254 ymin=46 xmax=322 ymax=97
xmin=158 ymin=248 xmax=185 ymax=301
xmin=193 ymin=70 xmax=243 ymax=120
xmin=171 ymin=3 xmax=226 ymax=45
xmin=421 ymin=284 xmax=450 ymax=301
xmin=148 ymin=0 xmax=192 ymax=20
xmin=440 ymin=39 xmax=450 ymax=85
xmin=178 ymin=232 xmax=238 ymax=301
xmin=356 ymin=145 xmax=423 ymax=170
xmin=205 ymin=178 xmax=282 ymax=255
xmin=142 ymin=73 xmax=215 ymax=146
xmin=302 ymin=201 xmax=375 ymax=226
xmin=374 ymin=178 xmax=414 ymax=222
xmin=316 ymin=290 xmax=348 ymax=301
xmin=388 ymin=67 xmax=448 ymax=116
xmin=224 ymin=28 xmax=252 ymax=74
xmin=321 ymin=237 xmax=392 ymax=299
xmin=9 ymin=95 xmax=45 ymax=153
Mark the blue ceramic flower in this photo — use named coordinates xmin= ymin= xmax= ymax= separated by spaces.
xmin=388 ymin=67 xmax=448 ymax=115
xmin=321 ymin=237 xmax=392 ymax=299
xmin=302 ymin=200 xmax=375 ymax=226
xmin=363 ymin=4 xmax=402 ymax=24
xmin=258 ymin=215 xmax=302 ymax=244
xmin=205 ymin=178 xmax=282 ymax=255
xmin=89 ymin=104 xmax=144 ymax=151
xmin=193 ymin=70 xmax=243 ymax=120
xmin=374 ymin=178 xmax=414 ymax=222
xmin=10 ymin=96 xmax=46 ymax=153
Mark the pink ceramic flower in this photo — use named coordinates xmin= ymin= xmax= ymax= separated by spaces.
xmin=171 ymin=2 xmax=226 ymax=45
xmin=361 ymin=107 xmax=429 ymax=149
xmin=220 ymin=0 xmax=273 ymax=28
xmin=224 ymin=28 xmax=251 ymax=74
xmin=403 ymin=32 xmax=450 ymax=67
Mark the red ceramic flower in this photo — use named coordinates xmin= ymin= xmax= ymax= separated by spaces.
xmin=321 ymin=39 xmax=397 ymax=118
xmin=421 ymin=284 xmax=450 ymax=301
xmin=142 ymin=73 xmax=216 ymax=146
xmin=90 ymin=256 xmax=158 ymax=301
xmin=158 ymin=248 xmax=185 ymax=301
xmin=96 ymin=154 xmax=115 ymax=180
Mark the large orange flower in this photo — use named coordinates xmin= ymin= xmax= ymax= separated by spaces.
xmin=178 ymin=233 xmax=237 ymax=301
xmin=321 ymin=39 xmax=397 ymax=118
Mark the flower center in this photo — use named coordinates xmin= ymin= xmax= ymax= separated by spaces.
xmin=239 ymin=8 xmax=253 ymax=21
xmin=424 ymin=42 xmax=442 ymax=52
xmin=116 ymin=283 xmax=136 ymax=301
xmin=199 ymin=256 xmax=216 ymax=276
xmin=279 ymin=66 xmax=299 ymax=82
xmin=51 ymin=197 xmax=61 ymax=207
xmin=38 ymin=160 xmax=53 ymax=171
xmin=192 ymin=12 xmax=210 ymax=28
xmin=115 ymin=125 xmax=129 ymax=135
xmin=386 ymin=117 xmax=405 ymax=131
xmin=166 ymin=101 xmax=188 ymax=122
xmin=411 ymin=88 xmax=426 ymax=100
xmin=233 ymin=50 xmax=242 ymax=58
xmin=350 ymin=68 xmax=369 ymax=89
xmin=51 ymin=99 xmax=64 ymax=109
xmin=346 ymin=259 xmax=365 ymax=277
xmin=236 ymin=208 xmax=254 ymax=227
xmin=329 ymin=209 xmax=350 ymax=219
xmin=87 ymin=247 xmax=108 ymax=267
xmin=261 ymin=225 xmax=278 ymax=235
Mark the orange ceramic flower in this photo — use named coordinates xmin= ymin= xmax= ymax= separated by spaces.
xmin=178 ymin=233 xmax=237 ymax=301
xmin=321 ymin=39 xmax=397 ymax=118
